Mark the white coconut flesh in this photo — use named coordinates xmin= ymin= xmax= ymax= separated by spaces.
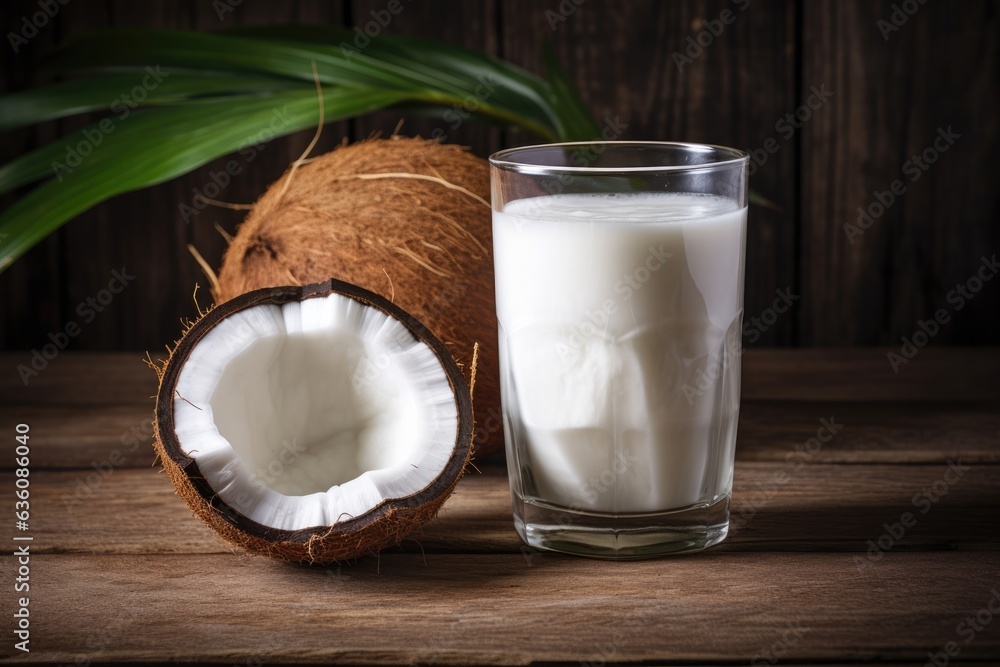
xmin=171 ymin=293 xmax=459 ymax=532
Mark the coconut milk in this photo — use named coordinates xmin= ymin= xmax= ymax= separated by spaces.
xmin=493 ymin=192 xmax=746 ymax=514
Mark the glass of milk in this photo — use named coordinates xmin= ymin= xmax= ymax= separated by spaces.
xmin=489 ymin=141 xmax=749 ymax=559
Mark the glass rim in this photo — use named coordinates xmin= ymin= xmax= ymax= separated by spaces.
xmin=489 ymin=140 xmax=750 ymax=175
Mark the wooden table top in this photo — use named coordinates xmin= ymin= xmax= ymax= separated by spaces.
xmin=1 ymin=348 xmax=998 ymax=665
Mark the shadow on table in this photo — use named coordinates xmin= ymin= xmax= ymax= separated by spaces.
xmin=726 ymin=496 xmax=1000 ymax=552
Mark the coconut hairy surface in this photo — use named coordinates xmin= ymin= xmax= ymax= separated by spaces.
xmin=152 ymin=280 xmax=473 ymax=564
xmin=215 ymin=137 xmax=500 ymax=455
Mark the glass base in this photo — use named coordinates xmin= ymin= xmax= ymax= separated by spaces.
xmin=512 ymin=494 xmax=730 ymax=560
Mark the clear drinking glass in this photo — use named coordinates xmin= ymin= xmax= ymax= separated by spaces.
xmin=489 ymin=141 xmax=749 ymax=559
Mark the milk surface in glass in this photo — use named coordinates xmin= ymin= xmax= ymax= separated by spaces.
xmin=493 ymin=192 xmax=746 ymax=514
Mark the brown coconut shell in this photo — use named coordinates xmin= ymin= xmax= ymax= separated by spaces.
xmin=152 ymin=280 xmax=474 ymax=564
xmin=215 ymin=137 xmax=501 ymax=455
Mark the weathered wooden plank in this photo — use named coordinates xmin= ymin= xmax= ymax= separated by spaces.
xmin=0 ymin=552 xmax=996 ymax=664
xmin=185 ymin=0 xmax=353 ymax=329
xmin=0 ymin=0 xmax=70 ymax=351
xmin=800 ymin=1 xmax=1000 ymax=345
xmin=19 ymin=461 xmax=999 ymax=556
xmin=350 ymin=0 xmax=502 ymax=157
xmin=4 ymin=398 xmax=997 ymax=471
xmin=0 ymin=1 xmax=357 ymax=354
xmin=3 ymin=0 xmax=1000 ymax=354
xmin=48 ymin=2 xmax=197 ymax=354
xmin=502 ymin=0 xmax=799 ymax=345
xmin=736 ymin=400 xmax=1000 ymax=464
xmin=0 ymin=352 xmax=159 ymax=407
xmin=739 ymin=347 xmax=1000 ymax=401
xmin=4 ymin=349 xmax=998 ymax=408
xmin=56 ymin=0 xmax=357 ymax=353
xmin=184 ymin=0 xmax=350 ymax=345
xmin=0 ymin=404 xmax=158 ymax=469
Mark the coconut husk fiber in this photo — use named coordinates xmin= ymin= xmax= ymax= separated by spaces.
xmin=215 ymin=137 xmax=501 ymax=455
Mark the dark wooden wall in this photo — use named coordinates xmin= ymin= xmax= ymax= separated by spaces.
xmin=2 ymin=0 xmax=998 ymax=352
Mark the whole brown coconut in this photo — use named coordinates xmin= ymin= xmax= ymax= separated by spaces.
xmin=215 ymin=137 xmax=501 ymax=455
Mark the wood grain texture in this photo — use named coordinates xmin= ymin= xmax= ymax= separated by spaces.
xmin=3 ymin=1 xmax=998 ymax=350
xmin=0 ymin=0 xmax=67 ymax=351
xmin=0 ymin=552 xmax=996 ymax=665
xmin=734 ymin=347 xmax=1000 ymax=402
xmin=3 ymin=348 xmax=998 ymax=407
xmin=350 ymin=0 xmax=502 ymax=157
xmin=0 ymin=351 xmax=996 ymax=664
xmin=2 ymin=350 xmax=997 ymax=472
xmin=0 ymin=0 xmax=352 ymax=351
xmin=0 ymin=352 xmax=157 ymax=407
xmin=5 ymin=398 xmax=998 ymax=470
xmin=183 ymin=0 xmax=353 ymax=335
xmin=800 ymin=0 xmax=1000 ymax=345
xmin=16 ymin=462 xmax=1000 ymax=556
xmin=736 ymin=400 xmax=1000 ymax=464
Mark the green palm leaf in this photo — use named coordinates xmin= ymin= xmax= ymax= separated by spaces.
xmin=226 ymin=25 xmax=599 ymax=139
xmin=46 ymin=28 xmax=576 ymax=140
xmin=541 ymin=42 xmax=601 ymax=143
xmin=0 ymin=27 xmax=603 ymax=272
xmin=0 ymin=87 xmax=405 ymax=271
xmin=0 ymin=71 xmax=303 ymax=132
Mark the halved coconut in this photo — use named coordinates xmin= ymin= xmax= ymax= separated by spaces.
xmin=152 ymin=280 xmax=473 ymax=564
